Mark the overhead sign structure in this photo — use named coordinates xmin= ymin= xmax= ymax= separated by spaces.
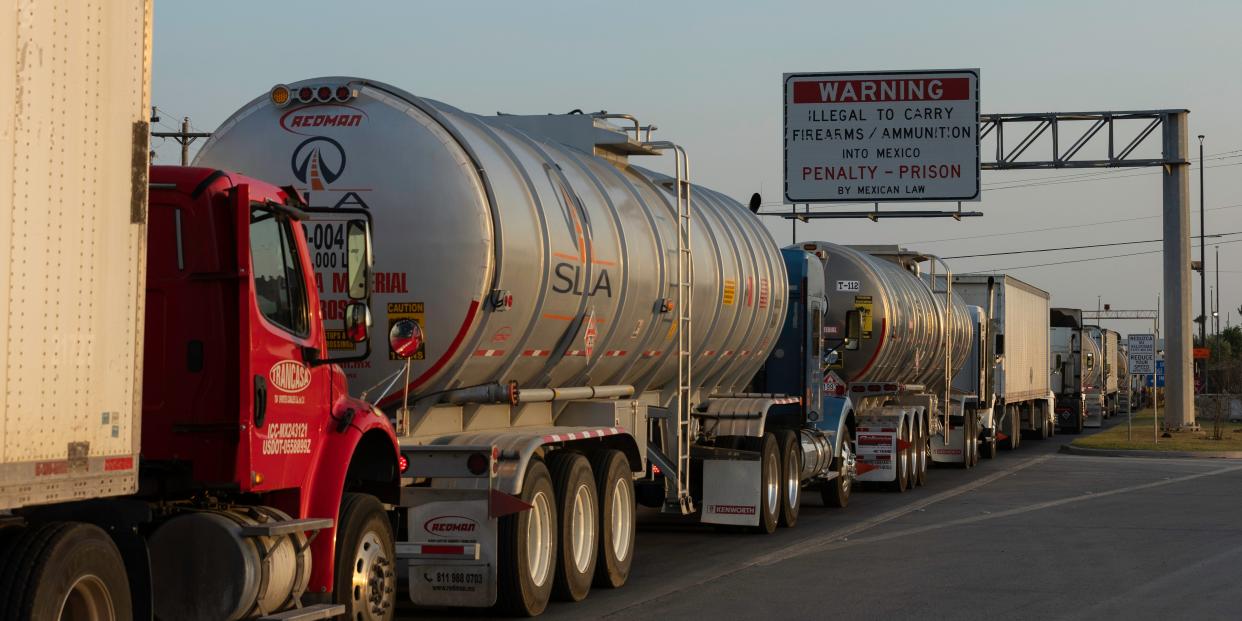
xmin=1128 ymin=334 xmax=1156 ymax=375
xmin=784 ymin=69 xmax=980 ymax=203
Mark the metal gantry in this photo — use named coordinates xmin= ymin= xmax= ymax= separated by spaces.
xmin=770 ymin=108 xmax=1195 ymax=430
xmin=980 ymin=110 xmax=1185 ymax=170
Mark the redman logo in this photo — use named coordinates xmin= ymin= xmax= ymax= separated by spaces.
xmin=423 ymin=515 xmax=479 ymax=537
xmin=269 ymin=360 xmax=311 ymax=393
xmin=279 ymin=103 xmax=368 ymax=135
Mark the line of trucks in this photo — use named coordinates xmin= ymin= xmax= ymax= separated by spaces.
xmin=0 ymin=3 xmax=1129 ymax=619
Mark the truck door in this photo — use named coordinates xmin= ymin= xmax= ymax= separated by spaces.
xmin=237 ymin=186 xmax=329 ymax=491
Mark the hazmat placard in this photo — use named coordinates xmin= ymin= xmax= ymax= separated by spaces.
xmin=784 ymin=69 xmax=980 ymax=203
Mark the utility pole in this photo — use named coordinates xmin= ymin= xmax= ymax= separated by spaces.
xmin=1162 ymin=112 xmax=1194 ymax=430
xmin=151 ymin=113 xmax=212 ymax=165
xmin=1215 ymin=244 xmax=1220 ymax=338
xmin=1198 ymin=135 xmax=1206 ymax=347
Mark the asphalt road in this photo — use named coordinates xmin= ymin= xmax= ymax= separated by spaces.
xmin=406 ymin=419 xmax=1242 ymax=620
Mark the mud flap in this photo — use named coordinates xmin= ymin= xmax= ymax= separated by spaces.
xmin=400 ymin=487 xmax=497 ymax=608
xmin=699 ymin=457 xmax=761 ymax=526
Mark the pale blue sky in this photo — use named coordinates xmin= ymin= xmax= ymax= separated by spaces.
xmin=153 ymin=0 xmax=1242 ymax=335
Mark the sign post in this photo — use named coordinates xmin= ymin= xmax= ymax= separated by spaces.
xmin=1129 ymin=334 xmax=1156 ymax=443
xmin=783 ymin=69 xmax=980 ymax=204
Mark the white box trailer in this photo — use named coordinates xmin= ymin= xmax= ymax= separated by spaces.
xmin=951 ymin=274 xmax=1054 ymax=456
xmin=1 ymin=0 xmax=150 ymax=510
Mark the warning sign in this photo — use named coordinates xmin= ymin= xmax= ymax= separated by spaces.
xmin=854 ymin=295 xmax=874 ymax=338
xmin=387 ymin=302 xmax=425 ymax=361
xmin=784 ymin=69 xmax=980 ymax=203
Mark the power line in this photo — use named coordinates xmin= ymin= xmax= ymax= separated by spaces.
xmin=943 ymin=230 xmax=1242 ymax=260
xmin=976 ymin=238 xmax=1242 ymax=272
xmin=905 ymin=203 xmax=1242 ymax=245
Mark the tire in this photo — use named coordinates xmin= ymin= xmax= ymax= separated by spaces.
xmin=0 ymin=522 xmax=132 ymax=621
xmin=775 ymin=430 xmax=802 ymax=528
xmin=498 ymin=459 xmax=557 ymax=616
xmin=1072 ymin=407 xmax=1085 ymax=435
xmin=915 ymin=421 xmax=928 ymax=486
xmin=334 ymin=493 xmax=396 ymax=621
xmin=958 ymin=415 xmax=972 ymax=470
xmin=1035 ymin=406 xmax=1049 ymax=440
xmin=821 ymin=440 xmax=853 ymax=508
xmin=547 ymin=452 xmax=598 ymax=602
xmin=589 ymin=450 xmax=634 ymax=589
xmin=750 ymin=433 xmax=781 ymax=534
xmin=1005 ymin=408 xmax=1021 ymax=450
xmin=969 ymin=413 xmax=980 ymax=467
xmin=890 ymin=421 xmax=909 ymax=493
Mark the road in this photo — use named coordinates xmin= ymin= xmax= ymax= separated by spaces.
xmin=406 ymin=419 xmax=1242 ymax=620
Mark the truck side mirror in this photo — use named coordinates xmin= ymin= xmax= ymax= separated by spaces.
xmin=1055 ymin=354 xmax=1062 ymax=370
xmin=845 ymin=310 xmax=861 ymax=351
xmin=995 ymin=334 xmax=1004 ymax=356
xmin=344 ymin=301 xmax=371 ymax=344
xmin=346 ymin=219 xmax=372 ymax=301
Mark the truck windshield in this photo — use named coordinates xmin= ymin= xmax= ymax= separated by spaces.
xmin=250 ymin=210 xmax=310 ymax=336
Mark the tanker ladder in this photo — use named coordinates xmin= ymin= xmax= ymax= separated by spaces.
xmin=645 ymin=140 xmax=695 ymax=515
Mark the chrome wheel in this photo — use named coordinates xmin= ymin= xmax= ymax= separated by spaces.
xmin=784 ymin=443 xmax=801 ymax=511
xmin=527 ymin=489 xmax=554 ymax=587
xmin=764 ymin=448 xmax=780 ymax=516
xmin=569 ymin=482 xmax=596 ymax=574
xmin=610 ymin=477 xmax=633 ymax=563
xmin=58 ymin=575 xmax=115 ymax=621
xmin=351 ymin=530 xmax=394 ymax=621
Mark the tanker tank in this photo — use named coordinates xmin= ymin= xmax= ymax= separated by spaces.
xmin=194 ymin=77 xmax=787 ymax=407
xmin=794 ymin=242 xmax=973 ymax=387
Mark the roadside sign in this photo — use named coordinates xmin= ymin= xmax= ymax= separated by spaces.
xmin=1128 ymin=334 xmax=1155 ymax=374
xmin=1144 ymin=360 xmax=1166 ymax=388
xmin=1193 ymin=347 xmax=1210 ymax=359
xmin=783 ymin=69 xmax=980 ymax=203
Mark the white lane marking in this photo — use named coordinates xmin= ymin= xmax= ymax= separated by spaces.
xmin=751 ymin=453 xmax=1054 ymax=566
xmin=807 ymin=461 xmax=1242 ymax=554
xmin=603 ymin=453 xmax=1052 ymax=618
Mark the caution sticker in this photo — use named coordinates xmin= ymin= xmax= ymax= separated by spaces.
xmin=854 ymin=295 xmax=873 ymax=339
xmin=388 ymin=302 xmax=426 ymax=360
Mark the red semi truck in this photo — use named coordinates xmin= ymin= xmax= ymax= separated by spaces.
xmin=0 ymin=3 xmax=401 ymax=618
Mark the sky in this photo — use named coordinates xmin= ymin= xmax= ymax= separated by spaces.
xmin=152 ymin=0 xmax=1242 ymax=338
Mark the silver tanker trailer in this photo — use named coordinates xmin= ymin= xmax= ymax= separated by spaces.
xmin=196 ymin=77 xmax=853 ymax=616
xmin=794 ymin=243 xmax=981 ymax=482
xmin=1050 ymin=308 xmax=1105 ymax=432
xmin=1085 ymin=326 xmax=1123 ymax=419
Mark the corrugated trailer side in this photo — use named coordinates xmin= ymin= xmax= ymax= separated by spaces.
xmin=1000 ymin=276 xmax=1051 ymax=401
xmin=0 ymin=0 xmax=151 ymax=510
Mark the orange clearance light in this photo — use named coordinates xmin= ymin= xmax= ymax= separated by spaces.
xmin=270 ymin=85 xmax=291 ymax=107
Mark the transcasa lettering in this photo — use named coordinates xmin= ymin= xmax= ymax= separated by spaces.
xmin=792 ymin=78 xmax=970 ymax=104
xmin=269 ymin=360 xmax=311 ymax=393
